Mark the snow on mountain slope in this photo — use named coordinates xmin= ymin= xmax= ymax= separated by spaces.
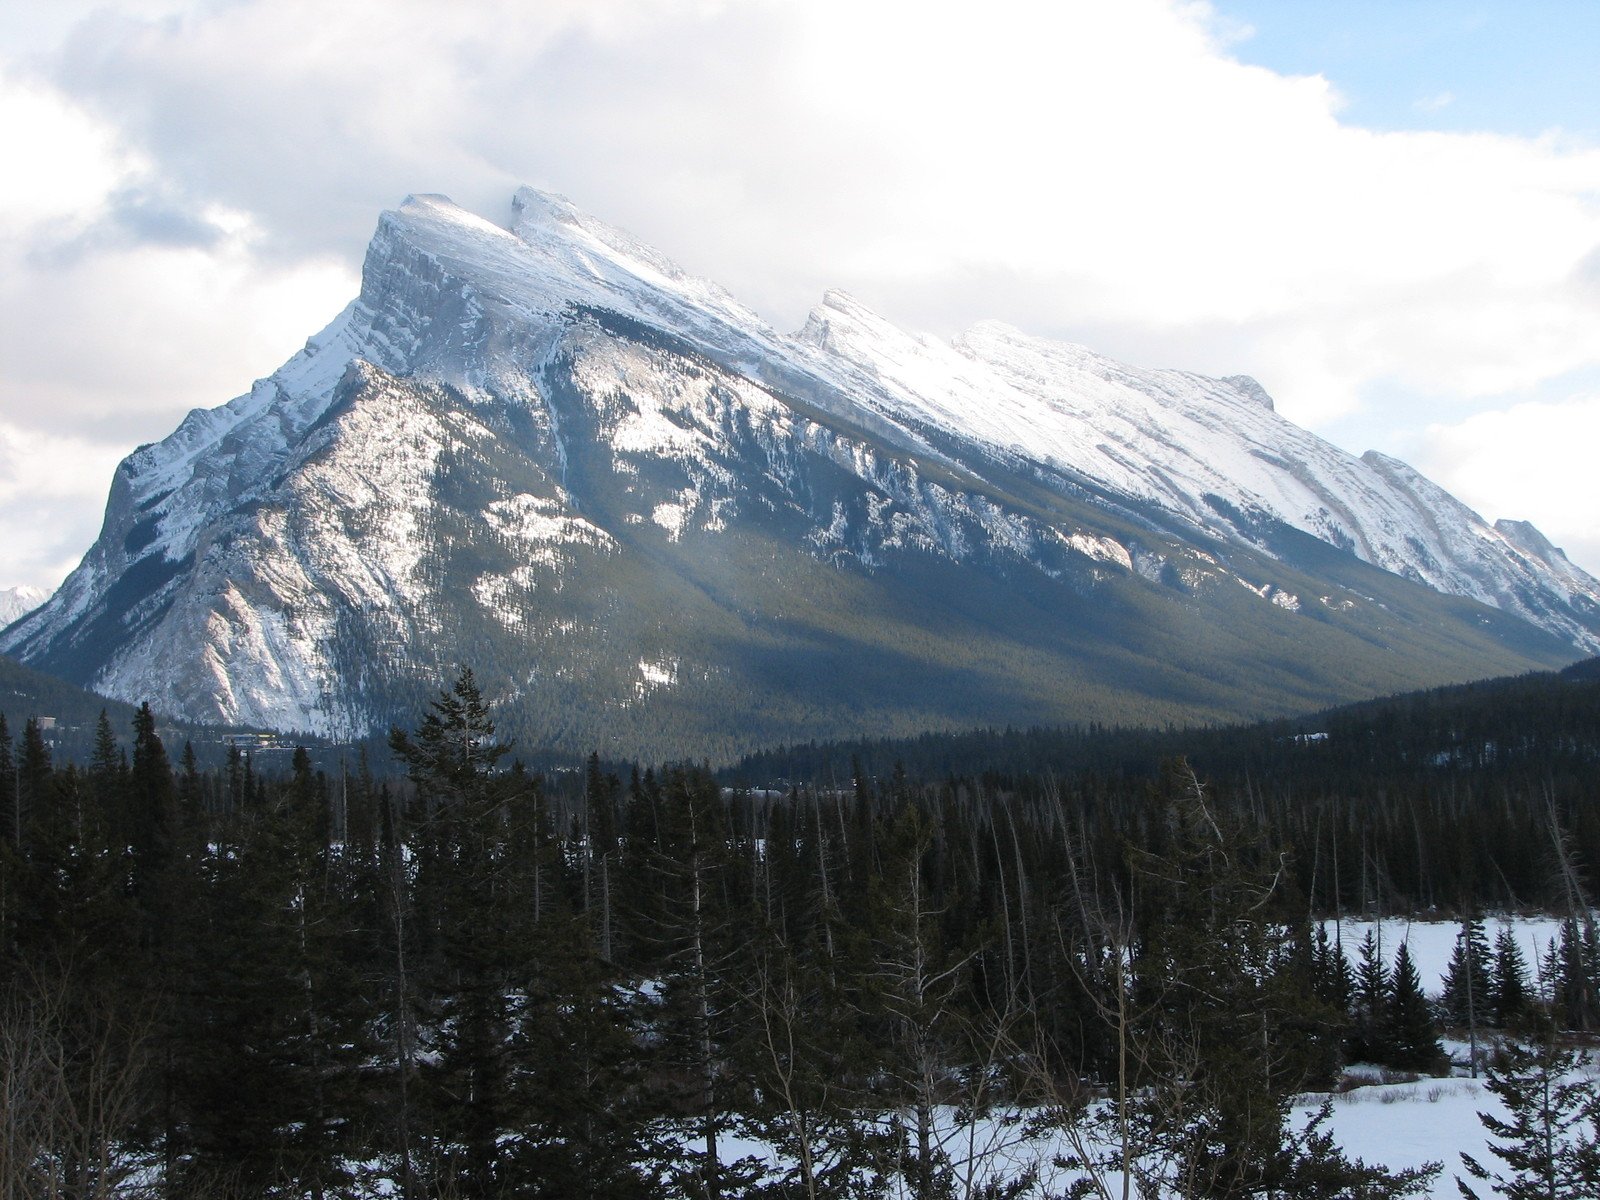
xmin=0 ymin=586 xmax=48 ymax=630
xmin=796 ymin=293 xmax=1600 ymax=650
xmin=3 ymin=188 xmax=1596 ymax=750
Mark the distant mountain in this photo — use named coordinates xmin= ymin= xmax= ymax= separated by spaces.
xmin=4 ymin=190 xmax=1596 ymax=760
xmin=0 ymin=585 xmax=49 ymax=630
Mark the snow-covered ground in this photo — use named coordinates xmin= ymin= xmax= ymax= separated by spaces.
xmin=1320 ymin=1076 xmax=1496 ymax=1199
xmin=1325 ymin=915 xmax=1571 ymax=997
xmin=706 ymin=917 xmax=1594 ymax=1197
xmin=703 ymin=1074 xmax=1579 ymax=1199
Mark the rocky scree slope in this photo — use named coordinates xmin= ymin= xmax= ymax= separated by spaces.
xmin=4 ymin=189 xmax=1596 ymax=760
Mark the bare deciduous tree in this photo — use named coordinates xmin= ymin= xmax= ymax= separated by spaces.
xmin=0 ymin=968 xmax=154 ymax=1200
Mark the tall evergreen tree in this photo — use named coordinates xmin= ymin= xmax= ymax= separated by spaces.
xmin=391 ymin=669 xmax=527 ymax=1199
xmin=87 ymin=710 xmax=126 ymax=817
xmin=0 ymin=714 xmax=15 ymax=851
xmin=738 ymin=922 xmax=895 ymax=1199
xmin=173 ymin=781 xmax=371 ymax=1199
xmin=1384 ymin=942 xmax=1444 ymax=1074
xmin=1307 ymin=924 xmax=1354 ymax=1039
xmin=1350 ymin=931 xmax=1391 ymax=1064
xmin=1492 ymin=927 xmax=1533 ymax=1030
xmin=0 ymin=715 xmax=17 ymax=966
xmin=582 ymin=750 xmax=621 ymax=961
xmin=646 ymin=764 xmax=758 ymax=1200
xmin=864 ymin=803 xmax=976 ymax=1200
xmin=16 ymin=718 xmax=53 ymax=855
xmin=1544 ymin=919 xmax=1600 ymax=1033
xmin=1442 ymin=915 xmax=1494 ymax=1073
xmin=1441 ymin=917 xmax=1494 ymax=1030
xmin=127 ymin=703 xmax=181 ymax=917
xmin=120 ymin=701 xmax=205 ymax=1184
xmin=509 ymin=906 xmax=662 ymax=1199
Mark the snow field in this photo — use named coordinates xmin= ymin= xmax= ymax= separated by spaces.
xmin=698 ymin=1082 xmax=1529 ymax=1200
xmin=1326 ymin=916 xmax=1570 ymax=998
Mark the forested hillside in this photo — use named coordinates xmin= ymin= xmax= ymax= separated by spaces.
xmin=734 ymin=659 xmax=1600 ymax=786
xmin=732 ymin=662 xmax=1600 ymax=914
xmin=0 ymin=650 xmax=293 ymax=765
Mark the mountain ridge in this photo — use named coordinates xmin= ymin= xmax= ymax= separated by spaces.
xmin=3 ymin=189 xmax=1594 ymax=757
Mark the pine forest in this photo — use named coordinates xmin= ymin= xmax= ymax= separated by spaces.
xmin=5 ymin=668 xmax=1600 ymax=1198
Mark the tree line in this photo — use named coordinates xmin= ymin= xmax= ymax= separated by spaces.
xmin=733 ymin=664 xmax=1600 ymax=917
xmin=1 ymin=672 xmax=1598 ymax=1198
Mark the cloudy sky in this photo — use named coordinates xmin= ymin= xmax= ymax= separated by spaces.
xmin=4 ymin=0 xmax=1600 ymax=589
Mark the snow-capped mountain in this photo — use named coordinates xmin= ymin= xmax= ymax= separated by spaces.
xmin=0 ymin=585 xmax=49 ymax=631
xmin=5 ymin=189 xmax=1595 ymax=758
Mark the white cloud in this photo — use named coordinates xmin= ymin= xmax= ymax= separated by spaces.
xmin=0 ymin=71 xmax=353 ymax=589
xmin=0 ymin=421 xmax=128 ymax=588
xmin=5 ymin=0 xmax=1600 ymax=584
xmin=0 ymin=229 xmax=354 ymax=438
xmin=0 ymin=70 xmax=127 ymax=226
xmin=1414 ymin=397 xmax=1600 ymax=573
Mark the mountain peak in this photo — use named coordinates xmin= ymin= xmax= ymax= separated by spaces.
xmin=507 ymin=185 xmax=746 ymax=313
xmin=796 ymin=289 xmax=901 ymax=349
xmin=391 ymin=192 xmax=515 ymax=241
xmin=5 ymin=189 xmax=1599 ymax=752
xmin=1221 ymin=375 xmax=1275 ymax=411
xmin=0 ymin=585 xmax=49 ymax=631
xmin=1495 ymin=518 xmax=1568 ymax=567
xmin=509 ymin=185 xmax=584 ymax=232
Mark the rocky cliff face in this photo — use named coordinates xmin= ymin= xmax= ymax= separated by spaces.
xmin=5 ymin=190 xmax=1594 ymax=758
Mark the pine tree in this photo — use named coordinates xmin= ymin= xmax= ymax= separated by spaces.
xmin=1350 ymin=930 xmax=1391 ymax=1064
xmin=864 ymin=803 xmax=975 ymax=1200
xmin=1459 ymin=1038 xmax=1600 ymax=1199
xmin=1308 ymin=923 xmax=1354 ymax=1024
xmin=16 ymin=718 xmax=53 ymax=856
xmin=87 ymin=710 xmax=126 ymax=822
xmin=388 ymin=668 xmax=510 ymax=806
xmin=225 ymin=745 xmax=245 ymax=815
xmin=391 ymin=670 xmax=524 ymax=1199
xmin=1442 ymin=916 xmax=1494 ymax=1073
xmin=0 ymin=714 xmax=15 ymax=852
xmin=1441 ymin=917 xmax=1494 ymax=1029
xmin=508 ymin=908 xmax=662 ymax=1199
xmin=120 ymin=701 xmax=205 ymax=1184
xmin=173 ymin=778 xmax=372 ymax=1199
xmin=1545 ymin=919 xmax=1600 ymax=1033
xmin=178 ymin=742 xmax=202 ymax=822
xmin=0 ymin=715 xmax=17 ymax=967
xmin=644 ymin=764 xmax=759 ymax=1200
xmin=582 ymin=750 xmax=621 ymax=961
xmin=1384 ymin=942 xmax=1444 ymax=1074
xmin=1492 ymin=927 xmax=1533 ymax=1030
xmin=617 ymin=765 xmax=663 ymax=971
xmin=738 ymin=922 xmax=895 ymax=1199
xmin=11 ymin=760 xmax=133 ymax=973
xmin=128 ymin=703 xmax=182 ymax=920
xmin=371 ymin=778 xmax=422 ymax=1199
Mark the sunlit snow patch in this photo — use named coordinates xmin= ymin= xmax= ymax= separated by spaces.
xmin=635 ymin=658 xmax=678 ymax=698
xmin=652 ymin=502 xmax=689 ymax=540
